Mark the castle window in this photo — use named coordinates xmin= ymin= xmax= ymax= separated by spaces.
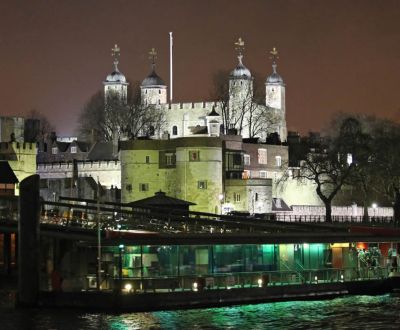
xmin=145 ymin=156 xmax=150 ymax=164
xmin=275 ymin=155 xmax=282 ymax=167
xmin=255 ymin=193 xmax=258 ymax=201
xmin=244 ymin=154 xmax=250 ymax=165
xmin=258 ymin=149 xmax=267 ymax=164
xmin=52 ymin=147 xmax=58 ymax=155
xmin=234 ymin=193 xmax=241 ymax=202
xmin=139 ymin=183 xmax=149 ymax=191
xmin=260 ymin=171 xmax=267 ymax=179
xmin=126 ymin=184 xmax=132 ymax=192
xmin=71 ymin=146 xmax=77 ymax=154
xmin=198 ymin=181 xmax=207 ymax=189
xmin=149 ymin=126 xmax=155 ymax=136
xmin=159 ymin=90 xmax=161 ymax=94
xmin=165 ymin=153 xmax=174 ymax=166
xmin=189 ymin=150 xmax=200 ymax=161
xmin=172 ymin=126 xmax=178 ymax=135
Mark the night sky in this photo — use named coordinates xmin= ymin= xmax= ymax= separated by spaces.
xmin=1 ymin=0 xmax=400 ymax=136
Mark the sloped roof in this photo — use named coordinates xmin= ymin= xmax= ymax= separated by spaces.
xmin=127 ymin=191 xmax=196 ymax=207
xmin=55 ymin=141 xmax=70 ymax=152
xmin=88 ymin=142 xmax=117 ymax=160
xmin=74 ymin=141 xmax=91 ymax=152
xmin=272 ymin=198 xmax=292 ymax=212
xmin=0 ymin=162 xmax=18 ymax=184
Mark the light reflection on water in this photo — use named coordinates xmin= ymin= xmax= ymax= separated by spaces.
xmin=1 ymin=294 xmax=400 ymax=329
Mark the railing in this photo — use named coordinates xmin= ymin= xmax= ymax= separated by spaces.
xmin=275 ymin=214 xmax=396 ymax=225
xmin=43 ymin=266 xmax=394 ymax=293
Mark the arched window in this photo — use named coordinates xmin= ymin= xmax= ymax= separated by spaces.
xmin=172 ymin=126 xmax=178 ymax=135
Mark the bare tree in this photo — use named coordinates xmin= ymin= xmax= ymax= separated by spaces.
xmin=77 ymin=91 xmax=107 ymax=142
xmin=282 ymin=119 xmax=365 ymax=222
xmin=211 ymin=70 xmax=279 ymax=139
xmin=77 ymin=83 xmax=165 ymax=142
xmin=26 ymin=109 xmax=55 ymax=142
xmin=367 ymin=119 xmax=400 ymax=223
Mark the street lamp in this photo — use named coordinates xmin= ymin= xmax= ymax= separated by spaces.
xmin=218 ymin=194 xmax=224 ymax=215
xmin=118 ymin=244 xmax=124 ymax=293
xmin=372 ymin=203 xmax=377 ymax=219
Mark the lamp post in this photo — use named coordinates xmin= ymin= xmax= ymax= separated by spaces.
xmin=372 ymin=203 xmax=377 ymax=220
xmin=218 ymin=194 xmax=224 ymax=215
xmin=118 ymin=244 xmax=124 ymax=293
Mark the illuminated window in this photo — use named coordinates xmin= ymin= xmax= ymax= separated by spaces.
xmin=347 ymin=153 xmax=353 ymax=165
xmin=242 ymin=170 xmax=250 ymax=179
xmin=244 ymin=154 xmax=250 ymax=165
xmin=139 ymin=183 xmax=149 ymax=191
xmin=189 ymin=150 xmax=200 ymax=161
xmin=70 ymin=146 xmax=77 ymax=153
xmin=275 ymin=156 xmax=282 ymax=167
xmin=234 ymin=193 xmax=241 ymax=202
xmin=165 ymin=153 xmax=174 ymax=166
xmin=258 ymin=149 xmax=267 ymax=164
xmin=198 ymin=181 xmax=207 ymax=189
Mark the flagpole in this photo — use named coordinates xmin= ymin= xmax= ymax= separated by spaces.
xmin=169 ymin=32 xmax=173 ymax=103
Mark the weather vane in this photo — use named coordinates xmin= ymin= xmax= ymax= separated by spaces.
xmin=111 ymin=44 xmax=120 ymax=70
xmin=269 ymin=47 xmax=279 ymax=62
xmin=149 ymin=47 xmax=157 ymax=65
xmin=234 ymin=37 xmax=245 ymax=56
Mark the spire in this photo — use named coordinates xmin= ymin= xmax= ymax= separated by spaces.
xmin=148 ymin=47 xmax=157 ymax=71
xmin=234 ymin=37 xmax=245 ymax=65
xmin=111 ymin=44 xmax=121 ymax=72
xmin=269 ymin=47 xmax=279 ymax=73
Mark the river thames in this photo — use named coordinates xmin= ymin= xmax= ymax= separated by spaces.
xmin=0 ymin=294 xmax=399 ymax=329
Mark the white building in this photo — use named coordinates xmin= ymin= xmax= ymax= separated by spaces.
xmin=103 ymin=40 xmax=287 ymax=143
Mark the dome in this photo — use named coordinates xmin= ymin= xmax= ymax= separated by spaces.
xmin=266 ymin=63 xmax=284 ymax=84
xmin=141 ymin=70 xmax=165 ymax=87
xmin=266 ymin=72 xmax=283 ymax=84
xmin=106 ymin=70 xmax=127 ymax=83
xmin=230 ymin=64 xmax=252 ymax=79
xmin=230 ymin=55 xmax=252 ymax=79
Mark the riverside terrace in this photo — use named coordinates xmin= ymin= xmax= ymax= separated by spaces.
xmin=1 ymin=195 xmax=400 ymax=310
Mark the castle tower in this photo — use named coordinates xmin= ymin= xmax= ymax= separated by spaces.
xmin=228 ymin=38 xmax=254 ymax=137
xmin=140 ymin=48 xmax=167 ymax=106
xmin=103 ymin=44 xmax=129 ymax=104
xmin=265 ymin=47 xmax=287 ymax=142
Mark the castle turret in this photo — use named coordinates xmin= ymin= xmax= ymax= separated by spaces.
xmin=265 ymin=47 xmax=287 ymax=142
xmin=229 ymin=38 xmax=253 ymax=108
xmin=103 ymin=44 xmax=129 ymax=104
xmin=140 ymin=48 xmax=167 ymax=106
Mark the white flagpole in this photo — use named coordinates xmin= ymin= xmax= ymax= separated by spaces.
xmin=169 ymin=32 xmax=173 ymax=103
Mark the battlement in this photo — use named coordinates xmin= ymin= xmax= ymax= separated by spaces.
xmin=37 ymin=160 xmax=120 ymax=172
xmin=0 ymin=142 xmax=37 ymax=151
xmin=168 ymin=101 xmax=217 ymax=111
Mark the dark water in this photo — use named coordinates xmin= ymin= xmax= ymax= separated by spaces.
xmin=1 ymin=294 xmax=400 ymax=329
